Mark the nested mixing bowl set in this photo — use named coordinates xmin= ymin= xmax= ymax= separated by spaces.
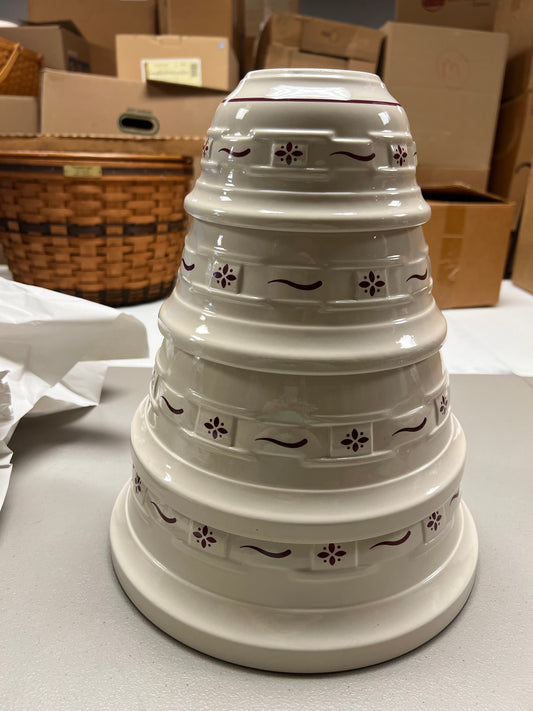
xmin=110 ymin=69 xmax=478 ymax=673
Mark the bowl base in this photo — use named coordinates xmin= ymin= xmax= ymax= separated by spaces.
xmin=110 ymin=483 xmax=478 ymax=673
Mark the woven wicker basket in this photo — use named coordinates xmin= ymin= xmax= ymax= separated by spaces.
xmin=0 ymin=37 xmax=43 ymax=96
xmin=0 ymin=151 xmax=193 ymax=306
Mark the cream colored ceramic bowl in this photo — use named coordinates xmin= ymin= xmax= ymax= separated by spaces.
xmin=110 ymin=69 xmax=477 ymax=673
xmin=187 ymin=68 xmax=430 ymax=231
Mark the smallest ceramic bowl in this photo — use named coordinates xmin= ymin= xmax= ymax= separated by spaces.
xmin=186 ymin=68 xmax=430 ymax=232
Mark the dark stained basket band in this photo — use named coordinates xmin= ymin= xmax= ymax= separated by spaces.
xmin=0 ymin=218 xmax=186 ymax=237
xmin=0 ymin=163 xmax=192 ymax=176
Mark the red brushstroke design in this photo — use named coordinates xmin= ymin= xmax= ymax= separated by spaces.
xmin=218 ymin=147 xmax=251 ymax=157
xmin=255 ymin=437 xmax=308 ymax=448
xmin=406 ymin=269 xmax=428 ymax=281
xmin=151 ymin=501 xmax=177 ymax=524
xmin=369 ymin=530 xmax=411 ymax=549
xmin=267 ymin=279 xmax=322 ymax=291
xmin=240 ymin=546 xmax=292 ymax=558
xmin=161 ymin=396 xmax=183 ymax=415
xmin=392 ymin=417 xmax=427 ymax=436
xmin=330 ymin=150 xmax=375 ymax=162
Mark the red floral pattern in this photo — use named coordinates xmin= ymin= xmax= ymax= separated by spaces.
xmin=317 ymin=543 xmax=347 ymax=566
xmin=275 ymin=141 xmax=303 ymax=165
xmin=204 ymin=416 xmax=228 ymax=440
xmin=393 ymin=144 xmax=408 ymax=166
xmin=359 ymin=271 xmax=385 ymax=296
xmin=213 ymin=264 xmax=236 ymax=289
xmin=427 ymin=511 xmax=442 ymax=532
xmin=193 ymin=525 xmax=217 ymax=549
xmin=341 ymin=428 xmax=369 ymax=453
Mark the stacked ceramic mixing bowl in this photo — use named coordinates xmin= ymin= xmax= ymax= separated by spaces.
xmin=110 ymin=69 xmax=478 ymax=673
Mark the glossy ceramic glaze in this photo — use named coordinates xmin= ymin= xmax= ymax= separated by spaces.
xmin=186 ymin=68 xmax=430 ymax=231
xmin=160 ymin=220 xmax=445 ymax=374
xmin=110 ymin=69 xmax=478 ymax=673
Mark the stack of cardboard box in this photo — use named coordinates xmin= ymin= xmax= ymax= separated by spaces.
xmin=395 ymin=0 xmax=498 ymax=31
xmin=489 ymin=0 xmax=533 ymax=230
xmin=0 ymin=0 xmax=245 ymax=154
xmin=381 ymin=0 xmax=526 ymax=307
xmin=394 ymin=0 xmax=533 ymax=297
xmin=254 ymin=12 xmax=383 ymax=73
xmin=0 ymin=21 xmax=91 ymax=72
xmin=381 ymin=19 xmax=507 ymax=191
xmin=27 ymin=0 xmax=157 ymax=75
xmin=1 ymin=0 xmax=533 ymax=302
xmin=0 ymin=20 xmax=92 ymax=135
xmin=240 ymin=0 xmax=299 ymax=73
xmin=487 ymin=0 xmax=533 ymax=295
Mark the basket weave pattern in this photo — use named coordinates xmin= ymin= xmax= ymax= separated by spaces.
xmin=0 ymin=153 xmax=192 ymax=306
xmin=0 ymin=37 xmax=43 ymax=96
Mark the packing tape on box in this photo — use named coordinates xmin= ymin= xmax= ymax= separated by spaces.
xmin=437 ymin=206 xmax=466 ymax=288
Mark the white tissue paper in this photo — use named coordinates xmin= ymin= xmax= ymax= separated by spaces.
xmin=0 ymin=278 xmax=149 ymax=510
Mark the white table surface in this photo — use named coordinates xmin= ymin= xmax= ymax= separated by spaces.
xmin=3 ymin=368 xmax=533 ymax=711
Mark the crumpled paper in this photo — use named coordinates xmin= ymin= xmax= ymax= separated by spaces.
xmin=0 ymin=278 xmax=149 ymax=510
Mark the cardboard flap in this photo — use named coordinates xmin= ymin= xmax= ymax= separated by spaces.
xmin=422 ymin=184 xmax=511 ymax=204
xmin=21 ymin=19 xmax=85 ymax=37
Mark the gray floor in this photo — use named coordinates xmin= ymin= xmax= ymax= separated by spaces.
xmin=2 ymin=368 xmax=532 ymax=711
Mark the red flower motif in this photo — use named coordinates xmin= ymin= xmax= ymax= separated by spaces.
xmin=204 ymin=416 xmax=228 ymax=440
xmin=213 ymin=263 xmax=237 ymax=289
xmin=394 ymin=144 xmax=408 ymax=166
xmin=439 ymin=395 xmax=448 ymax=415
xmin=317 ymin=543 xmax=347 ymax=566
xmin=202 ymin=138 xmax=210 ymax=158
xmin=427 ymin=511 xmax=442 ymax=532
xmin=359 ymin=271 xmax=386 ymax=296
xmin=340 ymin=428 xmax=369 ymax=453
xmin=275 ymin=141 xmax=304 ymax=166
xmin=133 ymin=474 xmax=142 ymax=494
xmin=193 ymin=525 xmax=217 ymax=549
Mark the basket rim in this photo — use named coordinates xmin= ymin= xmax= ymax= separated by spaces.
xmin=0 ymin=150 xmax=193 ymax=165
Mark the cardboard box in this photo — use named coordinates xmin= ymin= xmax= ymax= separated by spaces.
xmin=511 ymin=171 xmax=533 ymax=294
xmin=423 ymin=186 xmax=514 ymax=308
xmin=0 ymin=96 xmax=39 ymax=134
xmin=300 ymin=17 xmax=382 ymax=60
xmin=116 ymin=34 xmax=239 ymax=92
xmin=395 ymin=0 xmax=498 ymax=31
xmin=347 ymin=58 xmax=378 ymax=73
xmin=40 ymin=70 xmax=223 ymax=151
xmin=259 ymin=45 xmax=343 ymax=69
xmin=395 ymin=0 xmax=533 ymax=106
xmin=255 ymin=13 xmax=383 ymax=65
xmin=241 ymin=0 xmax=299 ymax=37
xmin=257 ymin=44 xmax=376 ymax=72
xmin=239 ymin=0 xmax=299 ymax=72
xmin=158 ymin=0 xmax=241 ymax=49
xmin=381 ymin=22 xmax=508 ymax=191
xmin=0 ymin=22 xmax=90 ymax=72
xmin=27 ymin=0 xmax=157 ymax=75
xmin=494 ymin=0 xmax=533 ymax=101
xmin=241 ymin=35 xmax=258 ymax=74
xmin=489 ymin=90 xmax=533 ymax=229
